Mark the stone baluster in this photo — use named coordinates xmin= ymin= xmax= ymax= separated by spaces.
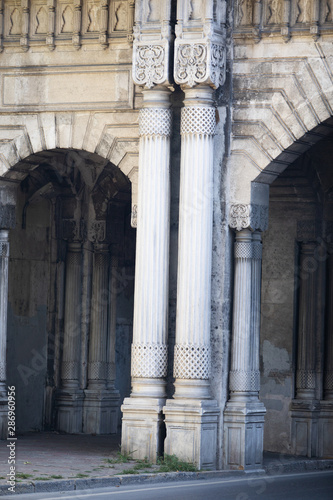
xmin=72 ymin=0 xmax=82 ymax=49
xmin=121 ymin=86 xmax=172 ymax=461
xmin=57 ymin=240 xmax=84 ymax=433
xmin=46 ymin=0 xmax=55 ymax=51
xmin=99 ymin=0 xmax=109 ymax=48
xmin=21 ymin=0 xmax=29 ymax=52
xmin=224 ymin=213 xmax=266 ymax=470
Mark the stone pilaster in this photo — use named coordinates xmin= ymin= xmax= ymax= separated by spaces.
xmin=83 ymin=243 xmax=119 ymax=434
xmin=163 ymin=86 xmax=219 ymax=470
xmin=121 ymin=87 xmax=172 ymax=461
xmin=223 ymin=228 xmax=266 ymax=470
xmin=56 ymin=240 xmax=84 ymax=433
xmin=291 ymin=241 xmax=320 ymax=457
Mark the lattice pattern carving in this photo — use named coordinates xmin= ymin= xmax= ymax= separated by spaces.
xmin=296 ymin=369 xmax=316 ymax=389
xmin=61 ymin=361 xmax=78 ymax=380
xmin=131 ymin=343 xmax=168 ymax=378
xmin=252 ymin=241 xmax=263 ymax=260
xmin=0 ymin=361 xmax=6 ymax=381
xmin=325 ymin=371 xmax=333 ymax=391
xmin=235 ymin=241 xmax=253 ymax=259
xmin=0 ymin=242 xmax=9 ymax=258
xmin=181 ymin=107 xmax=216 ymax=136
xmin=139 ymin=108 xmax=172 ymax=137
xmin=229 ymin=370 xmax=260 ymax=392
xmin=89 ymin=361 xmax=106 ymax=380
xmin=174 ymin=343 xmax=211 ymax=380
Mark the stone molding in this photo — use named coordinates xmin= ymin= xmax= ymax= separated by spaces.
xmin=174 ymin=41 xmax=226 ymax=89
xmin=180 ymin=106 xmax=216 ymax=136
xmin=229 ymin=203 xmax=269 ymax=232
xmin=139 ymin=108 xmax=172 ymax=137
xmin=0 ymin=205 xmax=15 ymax=230
xmin=131 ymin=343 xmax=168 ymax=378
xmin=173 ymin=343 xmax=211 ymax=380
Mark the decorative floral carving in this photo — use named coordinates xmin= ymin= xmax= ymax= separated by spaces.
xmin=229 ymin=204 xmax=269 ymax=232
xmin=133 ymin=43 xmax=167 ymax=88
xmin=88 ymin=221 xmax=106 ymax=243
xmin=131 ymin=204 xmax=137 ymax=228
xmin=174 ymin=41 xmax=225 ymax=89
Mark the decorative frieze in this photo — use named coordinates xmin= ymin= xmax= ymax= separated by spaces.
xmin=229 ymin=203 xmax=269 ymax=232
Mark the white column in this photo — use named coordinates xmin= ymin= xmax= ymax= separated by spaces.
xmin=164 ymin=86 xmax=219 ymax=470
xmin=224 ymin=228 xmax=266 ymax=470
xmin=57 ymin=241 xmax=84 ymax=433
xmin=121 ymin=86 xmax=171 ymax=462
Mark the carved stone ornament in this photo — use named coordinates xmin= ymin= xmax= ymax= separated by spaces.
xmin=88 ymin=220 xmax=106 ymax=243
xmin=131 ymin=204 xmax=137 ymax=228
xmin=174 ymin=40 xmax=226 ymax=89
xmin=133 ymin=40 xmax=169 ymax=88
xmin=229 ymin=204 xmax=269 ymax=232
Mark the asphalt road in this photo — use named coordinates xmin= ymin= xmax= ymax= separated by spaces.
xmin=4 ymin=470 xmax=333 ymax=500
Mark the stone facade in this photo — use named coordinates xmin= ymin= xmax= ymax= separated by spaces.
xmin=0 ymin=0 xmax=332 ymax=470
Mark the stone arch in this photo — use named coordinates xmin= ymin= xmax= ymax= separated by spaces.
xmin=229 ymin=40 xmax=333 ymax=207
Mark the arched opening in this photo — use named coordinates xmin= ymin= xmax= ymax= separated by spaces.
xmin=260 ymin=132 xmax=333 ymax=457
xmin=5 ymin=148 xmax=135 ymax=434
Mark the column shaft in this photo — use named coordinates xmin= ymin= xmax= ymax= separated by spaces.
xmin=121 ymin=87 xmax=172 ymax=461
xmin=0 ymin=230 xmax=9 ymax=396
xmin=324 ymin=248 xmax=333 ymax=400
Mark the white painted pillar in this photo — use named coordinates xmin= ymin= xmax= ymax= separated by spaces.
xmin=121 ymin=86 xmax=172 ymax=461
xmin=164 ymin=86 xmax=219 ymax=470
xmin=0 ymin=230 xmax=9 ymax=398
xmin=224 ymin=227 xmax=265 ymax=470
xmin=57 ymin=240 xmax=84 ymax=433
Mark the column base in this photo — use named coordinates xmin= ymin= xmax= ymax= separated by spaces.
xmin=223 ymin=398 xmax=266 ymax=470
xmin=83 ymin=389 xmax=120 ymax=434
xmin=0 ymin=399 xmax=8 ymax=439
xmin=290 ymin=399 xmax=320 ymax=457
xmin=121 ymin=397 xmax=165 ymax=463
xmin=163 ymin=399 xmax=219 ymax=470
xmin=56 ymin=389 xmax=84 ymax=434
xmin=318 ymin=400 xmax=333 ymax=458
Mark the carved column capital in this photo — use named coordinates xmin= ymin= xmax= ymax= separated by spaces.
xmin=229 ymin=203 xmax=269 ymax=232
xmin=133 ymin=40 xmax=171 ymax=89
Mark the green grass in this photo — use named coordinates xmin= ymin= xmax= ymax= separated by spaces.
xmin=34 ymin=477 xmax=51 ymax=481
xmin=75 ymin=473 xmax=89 ymax=478
xmin=15 ymin=473 xmax=33 ymax=480
xmin=157 ymin=454 xmax=197 ymax=473
xmin=50 ymin=475 xmax=63 ymax=479
xmin=104 ymin=449 xmax=137 ymax=464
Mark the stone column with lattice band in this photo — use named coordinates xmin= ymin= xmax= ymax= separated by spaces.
xmin=83 ymin=244 xmax=119 ymax=434
xmin=291 ymin=240 xmax=321 ymax=457
xmin=223 ymin=228 xmax=266 ymax=470
xmin=56 ymin=241 xmax=84 ymax=433
xmin=121 ymin=86 xmax=172 ymax=462
xmin=163 ymin=86 xmax=219 ymax=470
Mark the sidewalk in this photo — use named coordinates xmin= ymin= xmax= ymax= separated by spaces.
xmin=1 ymin=432 xmax=332 ymax=496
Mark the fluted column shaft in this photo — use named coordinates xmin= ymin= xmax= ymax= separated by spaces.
xmin=229 ymin=229 xmax=260 ymax=399
xmin=173 ymin=86 xmax=215 ymax=400
xmin=87 ymin=243 xmax=109 ymax=389
xmin=107 ymin=255 xmax=118 ymax=390
xmin=0 ymin=230 xmax=9 ymax=396
xmin=61 ymin=242 xmax=82 ymax=390
xmin=296 ymin=241 xmax=317 ymax=400
xmin=324 ymin=245 xmax=333 ymax=400
xmin=131 ymin=86 xmax=171 ymax=398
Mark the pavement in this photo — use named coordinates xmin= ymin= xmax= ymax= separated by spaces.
xmin=0 ymin=432 xmax=333 ymax=496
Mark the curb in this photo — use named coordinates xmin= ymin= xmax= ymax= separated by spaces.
xmin=1 ymin=459 xmax=332 ymax=496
